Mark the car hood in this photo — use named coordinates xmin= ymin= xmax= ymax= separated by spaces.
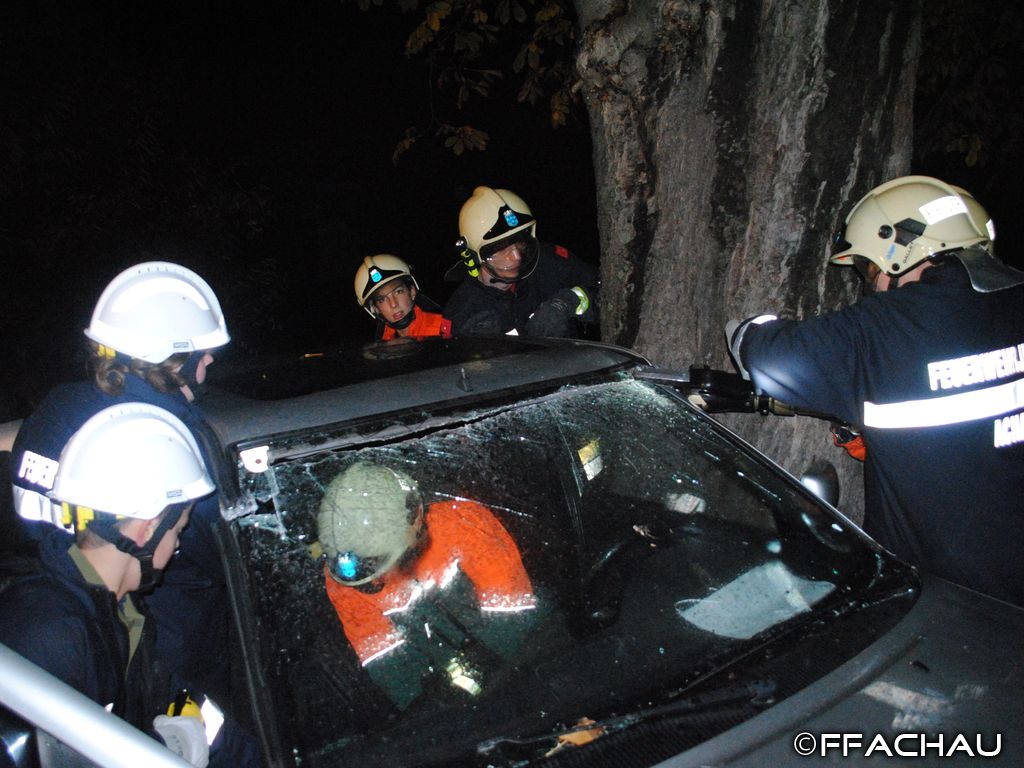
xmin=660 ymin=575 xmax=1024 ymax=766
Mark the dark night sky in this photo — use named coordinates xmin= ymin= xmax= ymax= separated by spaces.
xmin=0 ymin=1 xmax=599 ymax=418
xmin=2 ymin=2 xmax=1021 ymax=421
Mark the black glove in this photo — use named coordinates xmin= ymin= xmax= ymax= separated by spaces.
xmin=459 ymin=310 xmax=504 ymax=336
xmin=525 ymin=289 xmax=585 ymax=338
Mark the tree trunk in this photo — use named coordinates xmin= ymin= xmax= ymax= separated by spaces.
xmin=574 ymin=0 xmax=922 ymax=524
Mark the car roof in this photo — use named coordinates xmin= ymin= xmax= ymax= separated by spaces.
xmin=201 ymin=336 xmax=649 ymax=450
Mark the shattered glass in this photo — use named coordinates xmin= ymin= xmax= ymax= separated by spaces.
xmin=230 ymin=378 xmax=891 ymax=766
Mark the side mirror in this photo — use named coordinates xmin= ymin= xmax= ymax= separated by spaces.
xmin=800 ymin=460 xmax=839 ymax=507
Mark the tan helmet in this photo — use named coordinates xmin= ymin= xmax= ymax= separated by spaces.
xmin=353 ymin=255 xmax=418 ymax=316
xmin=829 ymin=176 xmax=993 ymax=276
xmin=458 ymin=187 xmax=540 ymax=283
xmin=317 ymin=462 xmax=424 ymax=586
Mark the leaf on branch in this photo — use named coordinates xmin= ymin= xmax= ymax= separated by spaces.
xmin=406 ymin=24 xmax=436 ymax=55
xmin=466 ymin=127 xmax=489 ymax=149
xmin=453 ymin=29 xmax=484 ymax=54
xmin=441 ymin=125 xmax=490 ymax=156
xmin=392 ymin=128 xmax=420 ymax=166
xmin=496 ymin=0 xmax=510 ymax=25
xmin=426 ymin=1 xmax=452 ymax=31
xmin=528 ymin=42 xmax=541 ymax=70
xmin=351 ymin=0 xmax=583 ymax=152
xmin=535 ymin=2 xmax=561 ymax=23
xmin=517 ymin=75 xmax=543 ymax=105
xmin=550 ymin=90 xmax=570 ymax=128
xmin=513 ymin=44 xmax=527 ymax=73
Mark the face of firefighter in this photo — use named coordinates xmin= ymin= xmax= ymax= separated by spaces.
xmin=479 ymin=240 xmax=525 ymax=290
xmin=853 ymin=257 xmax=934 ymax=294
xmin=195 ymin=353 xmax=214 ymax=384
xmin=179 ymin=352 xmax=214 ymax=403
xmin=371 ymin=281 xmax=417 ymax=325
xmin=150 ymin=505 xmax=192 ymax=571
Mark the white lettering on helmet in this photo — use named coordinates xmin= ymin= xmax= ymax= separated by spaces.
xmin=17 ymin=450 xmax=59 ymax=490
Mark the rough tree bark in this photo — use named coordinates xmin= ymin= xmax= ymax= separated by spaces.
xmin=574 ymin=0 xmax=922 ymax=524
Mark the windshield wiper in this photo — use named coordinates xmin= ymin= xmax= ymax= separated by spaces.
xmin=476 ymin=678 xmax=775 ymax=757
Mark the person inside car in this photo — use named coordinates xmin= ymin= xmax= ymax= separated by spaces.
xmin=0 ymin=403 xmax=214 ymax=767
xmin=443 ymin=186 xmax=599 ymax=338
xmin=316 ymin=461 xmax=537 ymax=710
xmin=354 ymin=254 xmax=451 ymax=340
xmin=8 ymin=261 xmax=234 ymax=712
xmin=726 ymin=176 xmax=1024 ymax=607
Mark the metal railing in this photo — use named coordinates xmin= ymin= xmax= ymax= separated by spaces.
xmin=0 ymin=643 xmax=191 ymax=768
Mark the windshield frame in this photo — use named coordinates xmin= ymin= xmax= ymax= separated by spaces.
xmin=219 ymin=372 xmax=919 ymax=768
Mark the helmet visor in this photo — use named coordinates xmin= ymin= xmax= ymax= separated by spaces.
xmin=479 ymin=234 xmax=539 ymax=284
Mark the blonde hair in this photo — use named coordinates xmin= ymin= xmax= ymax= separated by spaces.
xmin=89 ymin=342 xmax=188 ymax=396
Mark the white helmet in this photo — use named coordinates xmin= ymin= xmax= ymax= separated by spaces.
xmin=52 ymin=402 xmax=215 ymax=522
xmin=85 ymin=262 xmax=231 ymax=363
xmin=317 ymin=462 xmax=424 ymax=586
xmin=353 ymin=255 xmax=419 ymax=316
xmin=829 ymin=176 xmax=993 ymax=276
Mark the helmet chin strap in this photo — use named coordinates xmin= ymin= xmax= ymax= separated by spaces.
xmin=384 ymin=307 xmax=417 ymax=330
xmin=178 ymin=350 xmax=209 ymax=402
xmin=480 ymin=262 xmax=520 ymax=285
xmin=90 ymin=506 xmax=185 ymax=593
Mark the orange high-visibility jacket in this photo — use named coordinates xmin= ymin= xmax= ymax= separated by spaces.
xmin=379 ymin=309 xmax=452 ymax=341
xmin=324 ymin=499 xmax=535 ymax=665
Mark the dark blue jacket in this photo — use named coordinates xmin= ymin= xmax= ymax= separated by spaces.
xmin=0 ymin=528 xmax=164 ymax=729
xmin=739 ymin=261 xmax=1024 ymax=606
xmin=8 ymin=374 xmax=229 ymax=696
xmin=443 ymin=242 xmax=599 ymax=336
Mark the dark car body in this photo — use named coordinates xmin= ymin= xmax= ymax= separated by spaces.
xmin=2 ymin=336 xmax=1022 ymax=767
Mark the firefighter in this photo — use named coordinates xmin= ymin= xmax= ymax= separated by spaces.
xmin=354 ymin=254 xmax=450 ymax=340
xmin=9 ymin=261 xmax=233 ymax=705
xmin=317 ymin=462 xmax=537 ymax=710
xmin=726 ymin=176 xmax=1024 ymax=606
xmin=0 ymin=403 xmax=215 ymax=766
xmin=443 ymin=186 xmax=599 ymax=337
xmin=827 ymin=184 xmax=998 ymax=465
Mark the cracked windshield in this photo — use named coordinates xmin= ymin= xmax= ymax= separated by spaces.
xmin=235 ymin=378 xmax=882 ymax=766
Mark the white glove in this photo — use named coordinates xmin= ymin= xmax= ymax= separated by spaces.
xmin=725 ymin=314 xmax=777 ymax=380
xmin=153 ymin=714 xmax=210 ymax=768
